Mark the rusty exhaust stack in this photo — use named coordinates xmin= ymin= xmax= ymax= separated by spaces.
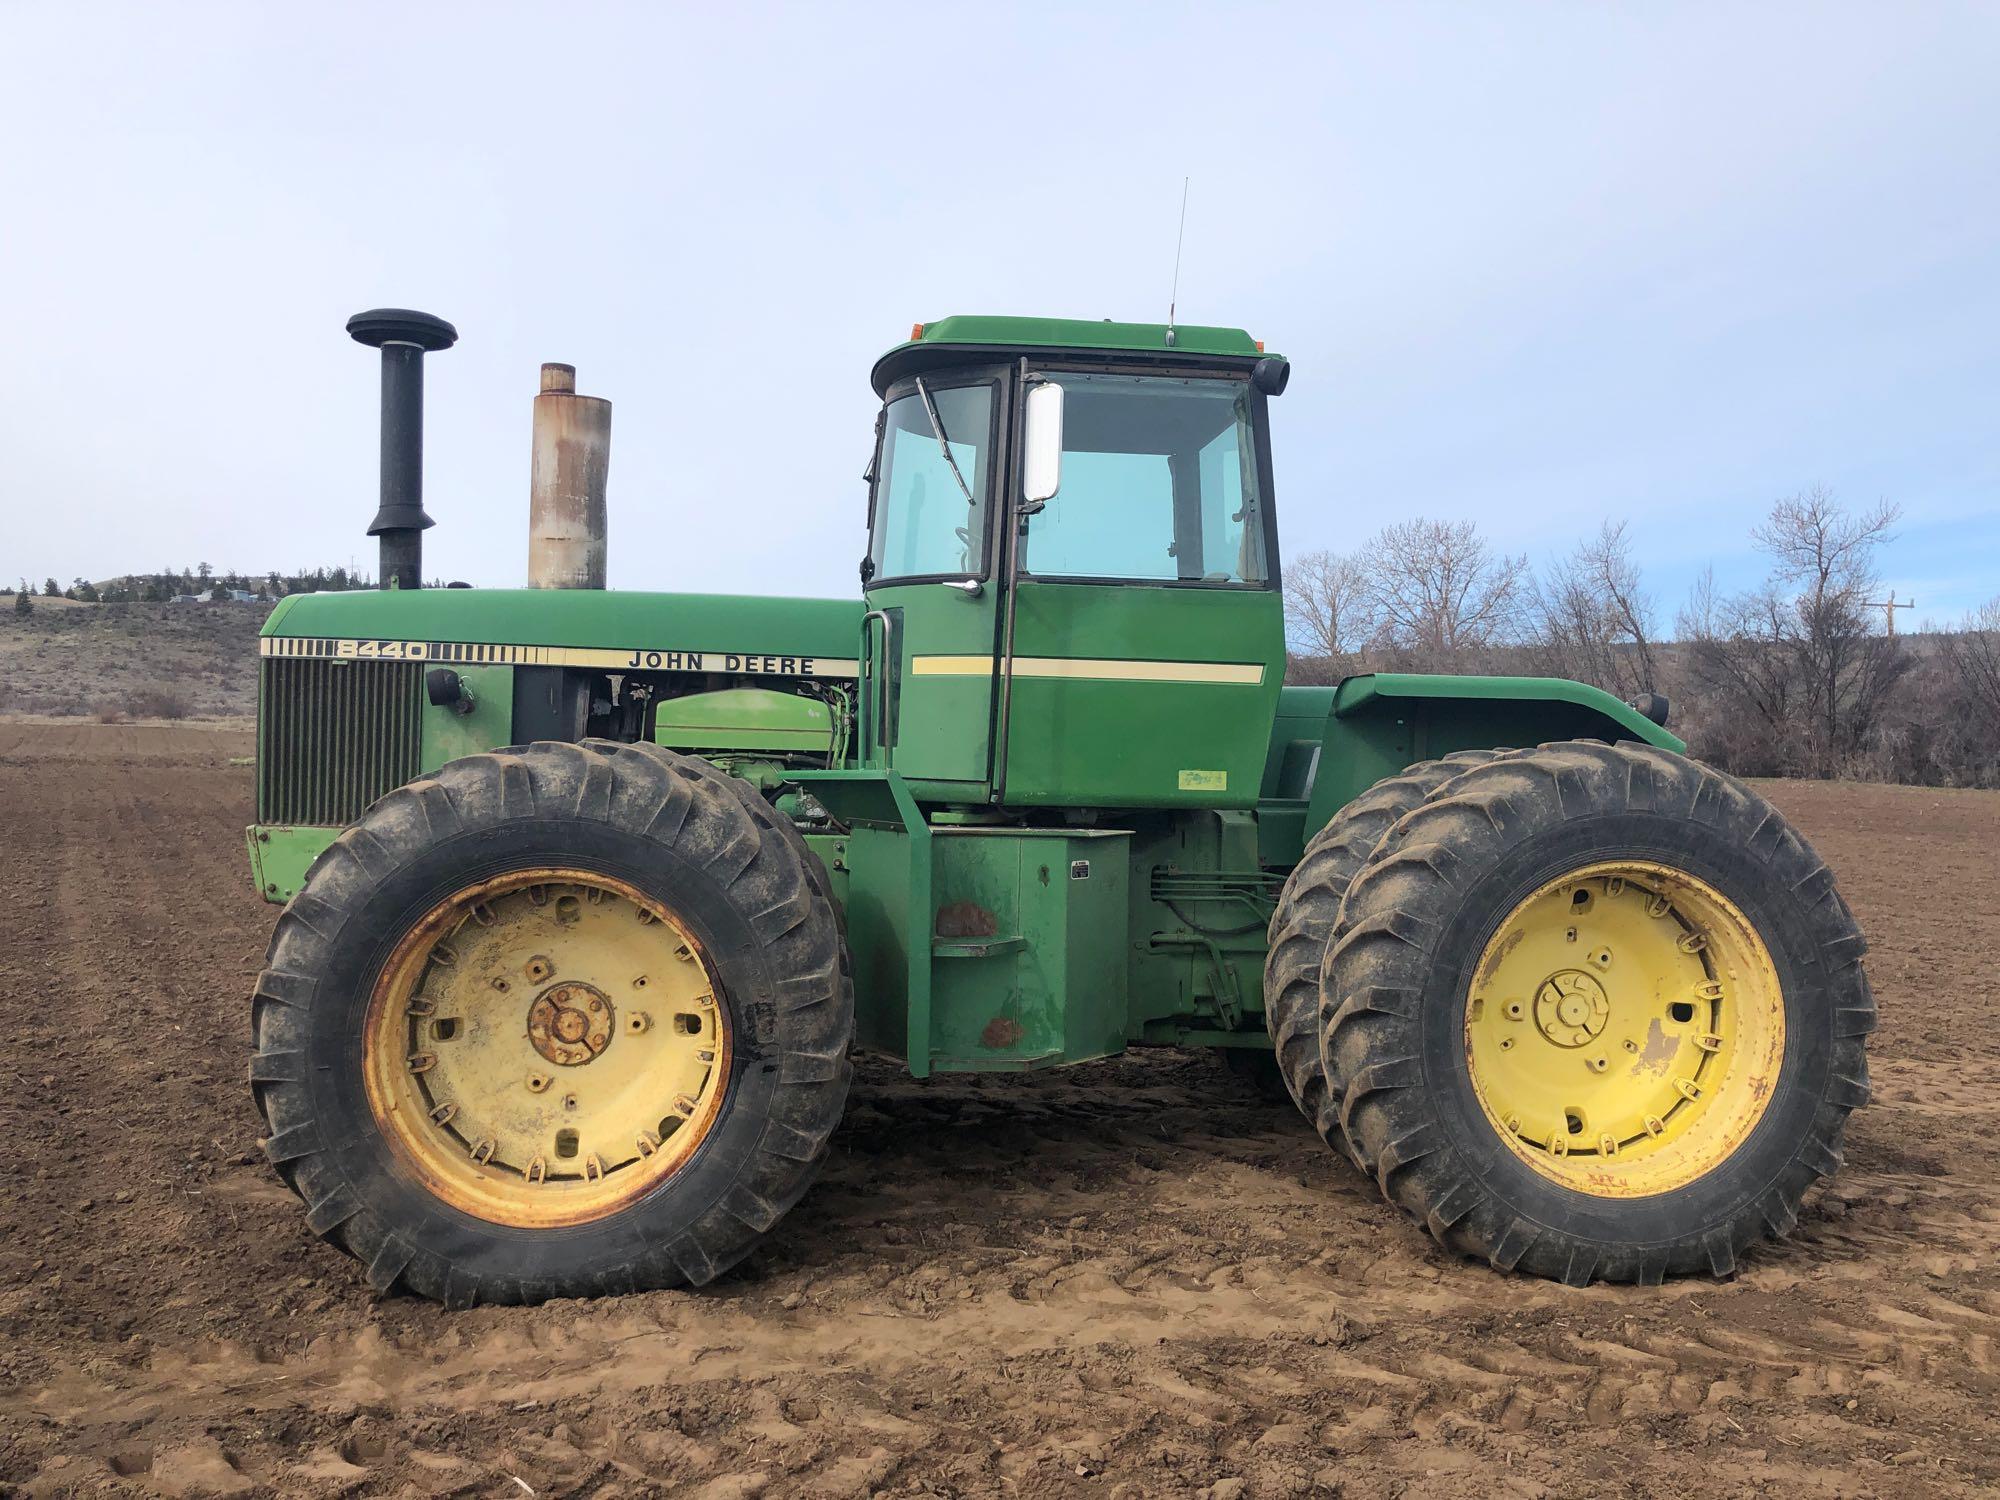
xmin=527 ymin=363 xmax=611 ymax=589
xmin=346 ymin=308 xmax=458 ymax=590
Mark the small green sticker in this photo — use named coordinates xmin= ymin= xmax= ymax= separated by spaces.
xmin=1178 ymin=769 xmax=1227 ymax=791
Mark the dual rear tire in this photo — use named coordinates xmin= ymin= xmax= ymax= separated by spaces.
xmin=1267 ymin=740 xmax=1873 ymax=1285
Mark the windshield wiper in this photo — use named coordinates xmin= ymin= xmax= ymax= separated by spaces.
xmin=914 ymin=376 xmax=978 ymax=507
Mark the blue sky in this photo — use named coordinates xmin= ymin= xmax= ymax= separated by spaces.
xmin=1 ymin=2 xmax=1995 ymax=626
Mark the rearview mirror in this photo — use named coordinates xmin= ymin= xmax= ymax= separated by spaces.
xmin=1022 ymin=380 xmax=1063 ymax=507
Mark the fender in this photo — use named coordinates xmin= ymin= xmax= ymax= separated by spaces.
xmin=1302 ymin=673 xmax=1686 ymax=835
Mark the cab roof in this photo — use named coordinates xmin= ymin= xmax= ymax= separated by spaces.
xmin=871 ymin=314 xmax=1270 ymax=395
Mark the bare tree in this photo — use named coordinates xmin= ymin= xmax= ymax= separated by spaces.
xmin=1679 ymin=487 xmax=1905 ymax=778
xmin=1940 ymin=596 xmax=2000 ymax=732
xmin=1284 ymin=548 xmax=1371 ymax=675
xmin=1529 ymin=520 xmax=1659 ymax=696
xmin=1363 ymin=518 xmax=1528 ymax=665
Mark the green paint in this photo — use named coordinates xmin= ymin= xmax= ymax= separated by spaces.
xmin=1339 ymin=673 xmax=1683 ymax=751
xmin=1300 ymin=672 xmax=1683 ymax=840
xmin=999 ymin=583 xmax=1285 ymax=808
xmin=264 ymin=586 xmax=863 ymax=663
xmin=801 ymin=831 xmax=849 ymax=914
xmin=863 ymin=580 xmax=999 ymax=790
xmin=791 ymin=768 xmax=936 ymax=1074
xmin=246 ymin=824 xmax=338 ymax=903
xmin=1124 ymin=811 xmax=1272 ymax=1041
xmin=925 ymin=828 xmax=1129 ymax=1071
xmin=654 ymin=687 xmax=834 ymax=754
xmin=420 ymin=665 xmax=514 ymax=773
xmin=872 ymin=316 xmax=1268 ymax=395
xmin=914 ymin=314 xmax=1265 ymax=357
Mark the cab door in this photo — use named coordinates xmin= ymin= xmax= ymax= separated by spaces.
xmin=995 ymin=367 xmax=1285 ymax=809
xmin=860 ymin=365 xmax=1010 ymax=797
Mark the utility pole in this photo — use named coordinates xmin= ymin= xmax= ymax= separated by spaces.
xmin=1862 ymin=593 xmax=1914 ymax=637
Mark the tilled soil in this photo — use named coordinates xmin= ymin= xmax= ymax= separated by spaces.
xmin=2 ymin=722 xmax=1997 ymax=1498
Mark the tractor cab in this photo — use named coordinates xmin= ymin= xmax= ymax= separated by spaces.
xmin=857 ymin=316 xmax=1292 ymax=810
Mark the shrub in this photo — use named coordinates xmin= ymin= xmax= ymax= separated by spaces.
xmin=128 ymin=687 xmax=193 ymax=720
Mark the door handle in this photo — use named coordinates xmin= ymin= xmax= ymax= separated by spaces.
xmin=859 ymin=608 xmax=897 ymax=765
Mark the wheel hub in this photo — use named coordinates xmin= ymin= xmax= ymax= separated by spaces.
xmin=528 ymin=981 xmax=615 ymax=1066
xmin=1533 ymin=970 xmax=1609 ymax=1047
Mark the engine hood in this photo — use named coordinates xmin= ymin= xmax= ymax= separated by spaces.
xmin=261 ymin=588 xmax=865 ymax=678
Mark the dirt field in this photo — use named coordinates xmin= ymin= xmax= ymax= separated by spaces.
xmin=3 ymin=721 xmax=1998 ymax=1498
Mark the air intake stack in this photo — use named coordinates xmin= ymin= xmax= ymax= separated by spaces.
xmin=527 ymin=363 xmax=611 ymax=590
xmin=346 ymin=308 xmax=458 ymax=590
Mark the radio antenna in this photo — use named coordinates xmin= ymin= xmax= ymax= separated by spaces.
xmin=1165 ymin=175 xmax=1189 ymax=347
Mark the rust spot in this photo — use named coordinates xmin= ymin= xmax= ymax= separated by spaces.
xmin=980 ymin=1016 xmax=1025 ymax=1049
xmin=1634 ymin=1017 xmax=1676 ymax=1076
xmin=935 ymin=901 xmax=1000 ymax=939
xmin=1475 ymin=927 xmax=1527 ymax=986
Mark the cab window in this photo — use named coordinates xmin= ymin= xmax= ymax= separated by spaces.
xmin=867 ymin=382 xmax=994 ymax=580
xmin=1020 ymin=373 xmax=1264 ymax=585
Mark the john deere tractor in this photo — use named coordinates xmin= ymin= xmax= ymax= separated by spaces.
xmin=246 ymin=310 xmax=1872 ymax=1304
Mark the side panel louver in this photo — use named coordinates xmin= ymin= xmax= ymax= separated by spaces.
xmin=258 ymin=659 xmax=423 ymax=826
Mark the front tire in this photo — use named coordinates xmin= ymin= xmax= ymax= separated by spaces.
xmin=249 ymin=740 xmax=852 ymax=1305
xmin=1324 ymin=740 xmax=1873 ymax=1285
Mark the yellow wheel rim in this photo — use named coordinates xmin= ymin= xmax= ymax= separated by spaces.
xmin=363 ymin=868 xmax=731 ymax=1227
xmin=1464 ymin=860 xmax=1784 ymax=1198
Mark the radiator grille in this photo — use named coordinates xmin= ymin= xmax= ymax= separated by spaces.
xmin=257 ymin=659 xmax=423 ymax=825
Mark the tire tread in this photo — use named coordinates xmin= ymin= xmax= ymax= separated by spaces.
xmin=249 ymin=740 xmax=852 ymax=1306
xmin=1323 ymin=738 xmax=1872 ymax=1285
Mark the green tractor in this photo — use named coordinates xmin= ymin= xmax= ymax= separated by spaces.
xmin=247 ymin=309 xmax=1872 ymax=1304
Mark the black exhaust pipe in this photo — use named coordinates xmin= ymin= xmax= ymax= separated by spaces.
xmin=346 ymin=308 xmax=458 ymax=590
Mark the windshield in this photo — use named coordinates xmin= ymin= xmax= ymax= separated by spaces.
xmin=867 ymin=381 xmax=994 ymax=580
xmin=1019 ymin=373 xmax=1265 ymax=585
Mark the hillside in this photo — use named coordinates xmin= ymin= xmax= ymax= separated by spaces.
xmin=0 ymin=600 xmax=270 ymax=718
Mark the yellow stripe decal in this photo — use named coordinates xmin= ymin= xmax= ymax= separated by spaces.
xmin=259 ymin=637 xmax=859 ymax=678
xmin=910 ymin=654 xmax=1263 ymax=686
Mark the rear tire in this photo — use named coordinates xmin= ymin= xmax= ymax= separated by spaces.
xmin=1324 ymin=740 xmax=1873 ymax=1285
xmin=1264 ymin=752 xmax=1501 ymax=1146
xmin=249 ymin=740 xmax=852 ymax=1306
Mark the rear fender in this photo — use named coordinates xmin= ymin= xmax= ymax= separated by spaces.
xmin=1302 ymin=673 xmax=1685 ymax=834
